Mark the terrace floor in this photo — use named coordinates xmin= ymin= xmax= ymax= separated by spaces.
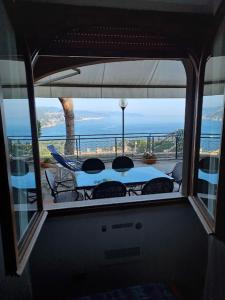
xmin=41 ymin=158 xmax=181 ymax=204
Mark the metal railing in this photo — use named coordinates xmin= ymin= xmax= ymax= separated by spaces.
xmin=40 ymin=132 xmax=184 ymax=161
xmin=7 ymin=132 xmax=221 ymax=162
xmin=8 ymin=131 xmax=184 ymax=161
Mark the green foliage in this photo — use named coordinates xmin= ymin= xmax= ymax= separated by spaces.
xmin=126 ymin=139 xmax=147 ymax=153
xmin=37 ymin=129 xmax=184 ymax=159
xmin=154 ymin=140 xmax=174 ymax=152
xmin=9 ymin=141 xmax=33 ymax=157
xmin=176 ymin=129 xmax=184 ymax=152
xmin=42 ymin=157 xmax=53 ymax=163
xmin=38 ymin=140 xmax=65 ymax=159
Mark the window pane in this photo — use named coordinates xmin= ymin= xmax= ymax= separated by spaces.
xmin=197 ymin=17 xmax=225 ymax=218
xmin=0 ymin=2 xmax=38 ymax=242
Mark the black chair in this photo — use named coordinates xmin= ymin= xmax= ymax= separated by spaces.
xmin=81 ymin=158 xmax=105 ymax=172
xmin=112 ymin=156 xmax=134 ymax=170
xmin=197 ymin=178 xmax=217 ymax=207
xmin=199 ymin=156 xmax=219 ymax=174
xmin=129 ymin=177 xmax=173 ymax=195
xmin=85 ymin=181 xmax=127 ymax=200
xmin=198 ymin=178 xmax=217 ymax=195
xmin=167 ymin=162 xmax=182 ymax=191
xmin=45 ymin=170 xmax=83 ymax=203
xmin=10 ymin=159 xmax=29 ymax=176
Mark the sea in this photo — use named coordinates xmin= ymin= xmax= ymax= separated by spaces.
xmin=6 ymin=113 xmax=222 ymax=152
xmin=42 ymin=114 xmax=221 ymax=152
xmin=41 ymin=114 xmax=184 ymax=136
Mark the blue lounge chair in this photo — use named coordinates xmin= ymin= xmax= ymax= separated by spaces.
xmin=47 ymin=144 xmax=81 ymax=172
xmin=47 ymin=144 xmax=59 ymax=155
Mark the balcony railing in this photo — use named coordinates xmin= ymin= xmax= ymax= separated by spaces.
xmin=39 ymin=132 xmax=185 ymax=161
xmin=8 ymin=131 xmax=182 ymax=161
xmin=7 ymin=131 xmax=220 ymax=162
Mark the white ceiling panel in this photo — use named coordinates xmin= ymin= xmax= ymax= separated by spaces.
xmin=34 ymin=59 xmax=187 ymax=98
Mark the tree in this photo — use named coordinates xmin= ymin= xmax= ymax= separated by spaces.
xmin=58 ymin=97 xmax=75 ymax=155
xmin=37 ymin=120 xmax=42 ymax=138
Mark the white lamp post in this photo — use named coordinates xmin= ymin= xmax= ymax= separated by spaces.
xmin=119 ymin=99 xmax=128 ymax=155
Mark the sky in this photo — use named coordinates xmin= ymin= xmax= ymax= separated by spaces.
xmin=36 ymin=97 xmax=186 ymax=118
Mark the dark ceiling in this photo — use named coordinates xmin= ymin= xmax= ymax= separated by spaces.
xmin=8 ymin=2 xmax=214 ymax=80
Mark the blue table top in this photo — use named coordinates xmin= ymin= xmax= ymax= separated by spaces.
xmin=198 ymin=169 xmax=218 ymax=185
xmin=11 ymin=172 xmax=36 ymax=190
xmin=74 ymin=166 xmax=173 ymax=189
xmin=10 ymin=167 xmax=218 ymax=191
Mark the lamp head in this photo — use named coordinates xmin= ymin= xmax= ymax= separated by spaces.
xmin=119 ymin=98 xmax=128 ymax=109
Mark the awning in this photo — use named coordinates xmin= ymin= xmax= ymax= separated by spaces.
xmin=34 ymin=60 xmax=187 ymax=98
xmin=1 ymin=58 xmax=224 ymax=99
xmin=203 ymin=56 xmax=225 ymax=96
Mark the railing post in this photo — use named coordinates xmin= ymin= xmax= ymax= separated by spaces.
xmin=78 ymin=135 xmax=81 ymax=156
xmin=175 ymin=135 xmax=178 ymax=159
xmin=115 ymin=137 xmax=117 ymax=157
xmin=147 ymin=135 xmax=151 ymax=152
xmin=75 ymin=138 xmax=79 ymax=160
xmin=8 ymin=138 xmax=12 ymax=155
xmin=152 ymin=136 xmax=155 ymax=153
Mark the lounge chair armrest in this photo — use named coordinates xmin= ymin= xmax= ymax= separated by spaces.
xmin=56 ymin=178 xmax=73 ymax=183
xmin=128 ymin=189 xmax=140 ymax=196
xmin=84 ymin=190 xmax=91 ymax=200
xmin=56 ymin=188 xmax=77 ymax=194
xmin=55 ymin=178 xmax=74 ymax=188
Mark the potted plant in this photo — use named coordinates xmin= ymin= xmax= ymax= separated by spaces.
xmin=142 ymin=152 xmax=157 ymax=164
xmin=40 ymin=157 xmax=54 ymax=168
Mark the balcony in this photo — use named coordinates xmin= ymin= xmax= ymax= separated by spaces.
xmin=8 ymin=130 xmax=220 ymax=205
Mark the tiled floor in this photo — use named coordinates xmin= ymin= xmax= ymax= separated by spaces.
xmin=41 ymin=159 xmax=181 ymax=204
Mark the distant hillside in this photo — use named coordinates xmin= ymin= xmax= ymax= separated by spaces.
xmin=36 ymin=106 xmax=143 ymax=128
xmin=202 ymin=106 xmax=223 ymax=122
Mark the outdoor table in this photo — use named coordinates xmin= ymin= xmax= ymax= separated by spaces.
xmin=11 ymin=172 xmax=36 ymax=190
xmin=11 ymin=172 xmax=37 ymax=203
xmin=198 ymin=169 xmax=218 ymax=185
xmin=198 ymin=169 xmax=218 ymax=216
xmin=74 ymin=166 xmax=173 ymax=190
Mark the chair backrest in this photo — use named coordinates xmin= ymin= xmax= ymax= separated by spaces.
xmin=142 ymin=177 xmax=174 ymax=195
xmin=10 ymin=159 xmax=29 ymax=176
xmin=198 ymin=178 xmax=217 ymax=195
xmin=91 ymin=181 xmax=127 ymax=199
xmin=81 ymin=158 xmax=105 ymax=172
xmin=45 ymin=170 xmax=57 ymax=197
xmin=112 ymin=156 xmax=134 ymax=169
xmin=51 ymin=152 xmax=75 ymax=171
xmin=199 ymin=156 xmax=219 ymax=174
xmin=47 ymin=144 xmax=59 ymax=155
xmin=171 ymin=162 xmax=183 ymax=183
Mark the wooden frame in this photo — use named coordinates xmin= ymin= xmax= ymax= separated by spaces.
xmin=45 ymin=193 xmax=185 ymax=217
xmin=187 ymin=2 xmax=225 ymax=237
xmin=182 ymin=59 xmax=197 ymax=197
xmin=0 ymin=0 xmax=223 ymax=275
xmin=0 ymin=1 xmax=47 ymax=275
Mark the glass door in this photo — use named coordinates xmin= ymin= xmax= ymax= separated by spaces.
xmin=196 ymin=17 xmax=225 ymax=220
xmin=0 ymin=0 xmax=46 ymax=275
